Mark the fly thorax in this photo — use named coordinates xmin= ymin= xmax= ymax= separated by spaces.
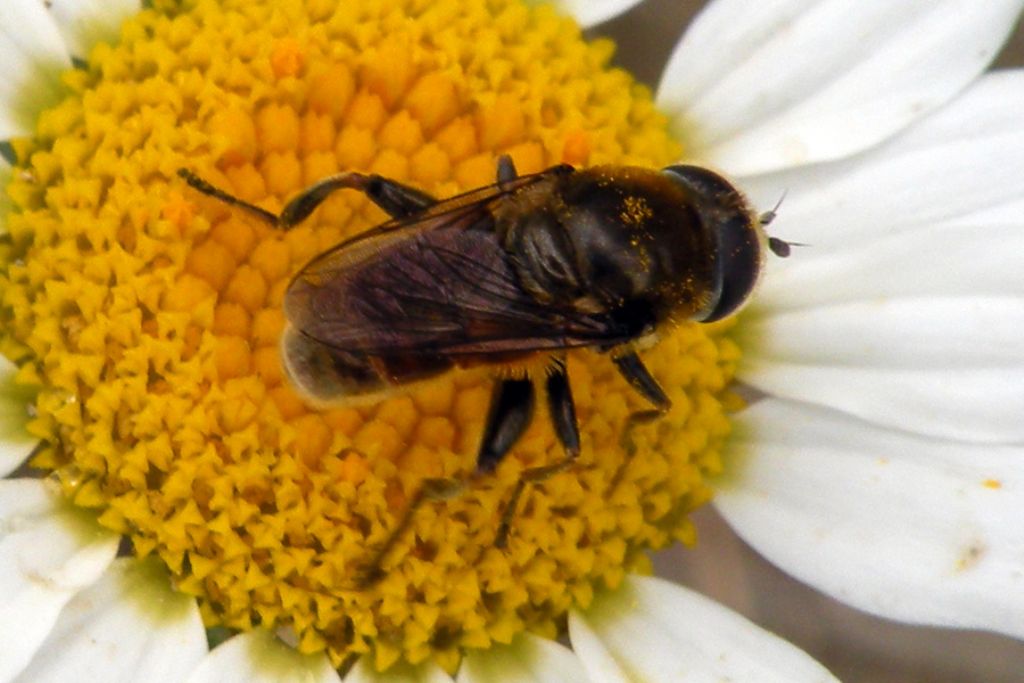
xmin=556 ymin=166 xmax=721 ymax=326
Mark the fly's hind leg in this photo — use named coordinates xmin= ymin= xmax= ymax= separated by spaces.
xmin=358 ymin=376 xmax=536 ymax=584
xmin=177 ymin=169 xmax=437 ymax=230
xmin=476 ymin=377 xmax=536 ymax=474
xmin=494 ymin=357 xmax=581 ymax=548
xmin=608 ymin=351 xmax=671 ymax=491
xmin=355 ymin=476 xmax=468 ymax=587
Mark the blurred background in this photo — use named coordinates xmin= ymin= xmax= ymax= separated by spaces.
xmin=591 ymin=2 xmax=1024 ymax=682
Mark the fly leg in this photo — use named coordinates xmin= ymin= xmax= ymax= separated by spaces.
xmin=279 ymin=173 xmax=437 ymax=226
xmin=176 ymin=169 xmax=279 ymax=224
xmin=476 ymin=377 xmax=536 ymax=473
xmin=608 ymin=351 xmax=671 ymax=491
xmin=359 ymin=377 xmax=535 ymax=584
xmin=177 ymin=169 xmax=437 ymax=229
xmin=494 ymin=357 xmax=581 ymax=548
xmin=496 ymin=154 xmax=517 ymax=185
xmin=356 ymin=476 xmax=468 ymax=587
xmin=495 ymin=154 xmax=575 ymax=186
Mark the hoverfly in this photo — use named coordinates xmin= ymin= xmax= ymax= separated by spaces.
xmin=179 ymin=155 xmax=789 ymax=578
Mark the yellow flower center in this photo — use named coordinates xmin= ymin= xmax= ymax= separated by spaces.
xmin=1 ymin=0 xmax=740 ymax=672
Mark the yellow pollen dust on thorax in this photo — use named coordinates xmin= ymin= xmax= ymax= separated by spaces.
xmin=0 ymin=0 xmax=740 ymax=672
xmin=621 ymin=195 xmax=654 ymax=227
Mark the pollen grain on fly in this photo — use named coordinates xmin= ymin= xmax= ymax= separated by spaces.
xmin=621 ymin=195 xmax=654 ymax=226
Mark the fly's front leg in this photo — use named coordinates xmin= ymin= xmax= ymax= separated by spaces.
xmin=178 ymin=169 xmax=437 ymax=230
xmin=609 ymin=351 xmax=671 ymax=491
xmin=494 ymin=357 xmax=581 ymax=548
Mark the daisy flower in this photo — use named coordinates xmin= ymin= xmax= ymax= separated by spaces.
xmin=1 ymin=1 xmax=1021 ymax=682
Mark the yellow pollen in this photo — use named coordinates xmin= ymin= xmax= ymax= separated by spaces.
xmin=621 ymin=195 xmax=654 ymax=226
xmin=0 ymin=0 xmax=739 ymax=672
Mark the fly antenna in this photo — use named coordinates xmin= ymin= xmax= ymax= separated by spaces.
xmin=768 ymin=236 xmax=809 ymax=258
xmin=758 ymin=189 xmax=787 ymax=226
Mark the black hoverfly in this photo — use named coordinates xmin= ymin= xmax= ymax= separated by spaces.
xmin=179 ymin=155 xmax=788 ymax=577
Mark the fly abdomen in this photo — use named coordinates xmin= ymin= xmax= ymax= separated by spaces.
xmin=281 ymin=325 xmax=453 ymax=404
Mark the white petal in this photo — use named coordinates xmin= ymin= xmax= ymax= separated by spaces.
xmin=658 ymin=0 xmax=1023 ymax=175
xmin=458 ymin=633 xmax=589 ymax=683
xmin=186 ymin=630 xmax=340 ymax=683
xmin=745 ymin=297 xmax=1024 ymax=369
xmin=0 ymin=0 xmax=72 ymax=138
xmin=733 ymin=81 xmax=1024 ymax=441
xmin=739 ymin=297 xmax=1024 ymax=443
xmin=46 ymin=0 xmax=139 ymax=59
xmin=0 ymin=356 xmax=37 ymax=476
xmin=14 ymin=558 xmax=206 ymax=683
xmin=345 ymin=658 xmax=452 ymax=683
xmin=754 ymin=223 xmax=1024 ymax=313
xmin=551 ymin=0 xmax=645 ymax=28
xmin=0 ymin=479 xmax=119 ymax=681
xmin=569 ymin=575 xmax=838 ymax=683
xmin=717 ymin=398 xmax=1024 ymax=638
xmin=741 ymin=71 xmax=1024 ymax=254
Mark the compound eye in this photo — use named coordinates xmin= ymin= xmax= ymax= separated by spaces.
xmin=700 ymin=213 xmax=762 ymax=322
xmin=663 ymin=164 xmax=736 ymax=199
xmin=662 ymin=165 xmax=763 ymax=323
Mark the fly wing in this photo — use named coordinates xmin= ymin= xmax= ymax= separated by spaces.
xmin=284 ymin=180 xmax=621 ymax=355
